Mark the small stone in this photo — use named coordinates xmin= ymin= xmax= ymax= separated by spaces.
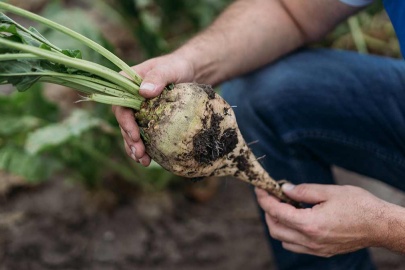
xmin=103 ymin=231 xmax=115 ymax=242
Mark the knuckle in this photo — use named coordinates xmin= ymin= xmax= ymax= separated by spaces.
xmin=113 ymin=106 xmax=124 ymax=117
xmin=146 ymin=68 xmax=165 ymax=81
xmin=348 ymin=185 xmax=365 ymax=195
xmin=281 ymin=242 xmax=290 ymax=251
xmin=130 ymin=130 xmax=140 ymax=142
xmin=269 ymin=208 xmax=278 ymax=219
xmin=137 ymin=149 xmax=145 ymax=159
xmin=320 ymin=252 xmax=333 ymax=258
xmin=257 ymin=197 xmax=266 ymax=208
xmin=301 ymin=224 xmax=319 ymax=236
xmin=307 ymin=241 xmax=321 ymax=251
xmin=120 ymin=122 xmax=129 ymax=132
xmin=178 ymin=58 xmax=193 ymax=71
xmin=284 ymin=209 xmax=295 ymax=219
xmin=269 ymin=229 xmax=278 ymax=239
xmin=295 ymin=184 xmax=310 ymax=198
xmin=341 ymin=185 xmax=352 ymax=192
xmin=120 ymin=119 xmax=135 ymax=132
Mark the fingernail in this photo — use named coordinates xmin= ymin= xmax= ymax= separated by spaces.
xmin=282 ymin=183 xmax=295 ymax=191
xmin=140 ymin=82 xmax=155 ymax=92
xmin=131 ymin=153 xmax=136 ymax=160
xmin=131 ymin=146 xmax=136 ymax=155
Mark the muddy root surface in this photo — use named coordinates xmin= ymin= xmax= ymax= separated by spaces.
xmin=233 ymin=153 xmax=258 ymax=181
xmin=193 ymin=113 xmax=238 ymax=164
xmin=200 ymin=84 xmax=216 ymax=100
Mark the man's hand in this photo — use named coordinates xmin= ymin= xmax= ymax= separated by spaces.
xmin=256 ymin=184 xmax=391 ymax=257
xmin=112 ymin=54 xmax=195 ymax=166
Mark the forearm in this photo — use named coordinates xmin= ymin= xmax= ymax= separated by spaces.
xmin=174 ymin=0 xmax=303 ymax=85
xmin=174 ymin=0 xmax=359 ymax=86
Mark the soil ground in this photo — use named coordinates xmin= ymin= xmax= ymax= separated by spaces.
xmin=0 ymin=177 xmax=274 ymax=270
xmin=1 ymin=168 xmax=405 ymax=270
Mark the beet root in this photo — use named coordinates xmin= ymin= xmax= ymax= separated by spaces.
xmin=136 ymin=83 xmax=299 ymax=206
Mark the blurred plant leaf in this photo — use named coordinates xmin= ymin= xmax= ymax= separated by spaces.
xmin=136 ymin=0 xmax=153 ymax=9
xmin=0 ymin=11 xmax=61 ymax=50
xmin=0 ymin=83 xmax=59 ymax=122
xmin=0 ymin=115 xmax=42 ymax=136
xmin=140 ymin=11 xmax=161 ymax=34
xmin=0 ymin=22 xmax=42 ymax=47
xmin=0 ymin=145 xmax=61 ymax=183
xmin=142 ymin=160 xmax=178 ymax=191
xmin=28 ymin=26 xmax=50 ymax=42
xmin=25 ymin=109 xmax=111 ymax=154
xmin=38 ymin=1 xmax=118 ymax=70
xmin=62 ymin=49 xmax=82 ymax=59
xmin=0 ymin=58 xmax=73 ymax=91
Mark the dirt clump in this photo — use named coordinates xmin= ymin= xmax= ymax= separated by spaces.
xmin=200 ymin=84 xmax=216 ymax=100
xmin=193 ymin=113 xmax=238 ymax=164
xmin=234 ymin=154 xmax=258 ymax=181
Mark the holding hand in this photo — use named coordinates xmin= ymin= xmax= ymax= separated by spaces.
xmin=112 ymin=54 xmax=195 ymax=166
xmin=256 ymin=184 xmax=390 ymax=257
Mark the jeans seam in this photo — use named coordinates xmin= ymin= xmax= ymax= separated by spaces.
xmin=285 ymin=146 xmax=314 ymax=184
xmin=282 ymin=130 xmax=405 ymax=168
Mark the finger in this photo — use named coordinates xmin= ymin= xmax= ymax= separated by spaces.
xmin=124 ymin=140 xmax=138 ymax=162
xmin=255 ymin=187 xmax=279 ymax=201
xmin=120 ymin=59 xmax=156 ymax=79
xmin=139 ymin=154 xmax=151 ymax=167
xmin=112 ymin=106 xmax=140 ymax=142
xmin=125 ymin=139 xmax=151 ymax=167
xmin=120 ymin=128 xmax=147 ymax=160
xmin=265 ymin=214 xmax=308 ymax=244
xmin=132 ymin=141 xmax=148 ymax=161
xmin=282 ymin=183 xmax=337 ymax=204
xmin=282 ymin=242 xmax=319 ymax=256
xmin=258 ymin=193 xmax=311 ymax=230
xmin=120 ymin=127 xmax=132 ymax=146
xmin=139 ymin=65 xmax=178 ymax=98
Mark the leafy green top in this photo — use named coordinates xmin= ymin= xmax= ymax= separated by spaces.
xmin=0 ymin=4 xmax=144 ymax=110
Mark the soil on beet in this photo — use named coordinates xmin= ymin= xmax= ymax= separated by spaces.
xmin=200 ymin=84 xmax=216 ymax=100
xmin=233 ymin=153 xmax=258 ymax=181
xmin=234 ymin=156 xmax=249 ymax=172
xmin=193 ymin=113 xmax=238 ymax=164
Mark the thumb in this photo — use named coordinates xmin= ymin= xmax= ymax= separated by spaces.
xmin=139 ymin=65 xmax=177 ymax=98
xmin=282 ymin=183 xmax=334 ymax=204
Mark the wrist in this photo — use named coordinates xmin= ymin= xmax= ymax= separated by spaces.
xmin=377 ymin=202 xmax=405 ymax=250
xmin=160 ymin=51 xmax=196 ymax=83
xmin=173 ymin=39 xmax=223 ymax=86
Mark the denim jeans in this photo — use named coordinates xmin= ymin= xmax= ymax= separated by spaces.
xmin=221 ymin=48 xmax=405 ymax=270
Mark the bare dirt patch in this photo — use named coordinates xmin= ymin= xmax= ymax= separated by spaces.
xmin=1 ymin=175 xmax=404 ymax=270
